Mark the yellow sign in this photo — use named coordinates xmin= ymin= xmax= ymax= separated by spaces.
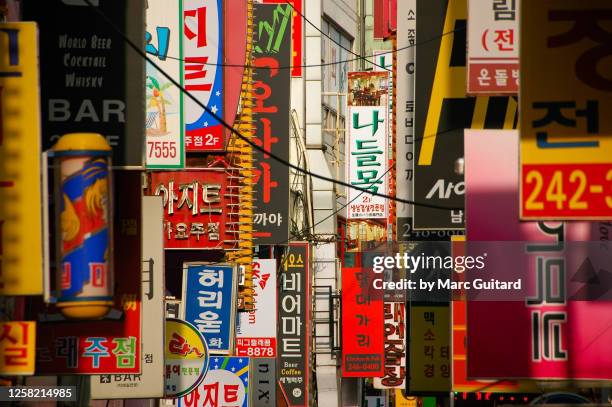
xmin=0 ymin=23 xmax=43 ymax=295
xmin=520 ymin=0 xmax=612 ymax=220
xmin=410 ymin=304 xmax=451 ymax=393
xmin=395 ymin=390 xmax=417 ymax=407
xmin=0 ymin=321 xmax=36 ymax=375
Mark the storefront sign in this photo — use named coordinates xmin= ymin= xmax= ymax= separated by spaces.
xmin=251 ymin=357 xmax=276 ymax=407
xmin=145 ymin=0 xmax=184 ymax=168
xmin=374 ymin=302 xmax=406 ymax=389
xmin=183 ymin=263 xmax=237 ymax=355
xmin=467 ymin=0 xmax=519 ymax=94
xmin=252 ymin=3 xmax=292 ymax=244
xmin=342 ymin=267 xmax=384 ymax=377
xmin=278 ymin=243 xmax=309 ymax=407
xmin=148 ymin=170 xmax=238 ymax=250
xmin=0 ymin=322 xmax=36 ymax=375
xmin=22 ymin=0 xmax=145 ymax=166
xmin=0 ymin=23 xmax=44 ymax=295
xmin=520 ymin=0 xmax=612 ymax=220
xmin=236 ymin=259 xmax=277 ymax=358
xmin=184 ymin=0 xmax=224 ymax=151
xmin=90 ymin=196 xmax=166 ymax=399
xmin=165 ymin=318 xmax=210 ymax=398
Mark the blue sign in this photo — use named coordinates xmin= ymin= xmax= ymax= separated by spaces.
xmin=183 ymin=264 xmax=236 ymax=354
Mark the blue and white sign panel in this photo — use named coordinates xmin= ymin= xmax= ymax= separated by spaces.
xmin=182 ymin=263 xmax=237 ymax=355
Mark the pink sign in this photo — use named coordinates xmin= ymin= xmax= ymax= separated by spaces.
xmin=464 ymin=129 xmax=612 ymax=380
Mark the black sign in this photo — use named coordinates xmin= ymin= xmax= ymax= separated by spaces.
xmin=252 ymin=3 xmax=291 ymax=244
xmin=251 ymin=358 xmax=277 ymax=407
xmin=278 ymin=243 xmax=309 ymax=407
xmin=413 ymin=0 xmax=517 ymax=230
xmin=22 ymin=0 xmax=144 ymax=166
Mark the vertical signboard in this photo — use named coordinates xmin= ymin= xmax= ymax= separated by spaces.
xmin=278 ymin=243 xmax=309 ymax=407
xmin=145 ymin=0 xmax=184 ymax=168
xmin=520 ymin=0 xmax=612 ymax=220
xmin=0 ymin=23 xmax=43 ymax=295
xmin=90 ymin=196 xmax=166 ymax=398
xmin=466 ymin=129 xmax=612 ymax=380
xmin=236 ymin=259 xmax=277 ymax=358
xmin=396 ymin=0 xmax=417 ymax=240
xmin=414 ymin=0 xmax=517 ymax=230
xmin=261 ymin=0 xmax=303 ymax=77
xmin=252 ymin=3 xmax=291 ymax=244
xmin=467 ymin=0 xmax=519 ymax=95
xmin=347 ymin=72 xmax=389 ymax=219
xmin=374 ymin=302 xmax=406 ymax=389
xmin=409 ymin=304 xmax=451 ymax=393
xmin=342 ymin=267 xmax=384 ymax=378
xmin=183 ymin=263 xmax=237 ymax=355
xmin=183 ymin=0 xmax=224 ymax=151
xmin=22 ymin=0 xmax=144 ymax=166
xmin=0 ymin=321 xmax=36 ymax=375
xmin=250 ymin=357 xmax=277 ymax=407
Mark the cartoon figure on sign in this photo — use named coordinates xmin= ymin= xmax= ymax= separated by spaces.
xmin=146 ymin=75 xmax=173 ymax=136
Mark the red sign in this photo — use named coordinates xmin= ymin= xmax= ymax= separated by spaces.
xmin=373 ymin=0 xmax=397 ymax=40
xmin=148 ymin=170 xmax=238 ymax=249
xmin=262 ymin=0 xmax=303 ymax=77
xmin=342 ymin=267 xmax=384 ymax=377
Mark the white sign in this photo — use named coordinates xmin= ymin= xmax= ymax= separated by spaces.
xmin=90 ymin=196 xmax=166 ymax=398
xmin=236 ymin=259 xmax=277 ymax=358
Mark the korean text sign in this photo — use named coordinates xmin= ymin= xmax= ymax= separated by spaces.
xmin=520 ymin=0 xmax=612 ymax=220
xmin=278 ymin=243 xmax=310 ymax=407
xmin=342 ymin=267 xmax=384 ymax=377
xmin=236 ymin=259 xmax=277 ymax=358
xmin=0 ymin=23 xmax=44 ymax=295
xmin=184 ymin=0 xmax=225 ymax=151
xmin=183 ymin=264 xmax=237 ymax=355
xmin=0 ymin=322 xmax=36 ymax=375
xmin=252 ymin=3 xmax=291 ymax=244
xmin=467 ymin=0 xmax=519 ymax=94
xmin=374 ymin=302 xmax=406 ymax=389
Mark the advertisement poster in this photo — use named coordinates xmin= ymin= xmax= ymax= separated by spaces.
xmin=374 ymin=302 xmax=406 ymax=389
xmin=520 ymin=0 xmax=612 ymax=220
xmin=183 ymin=263 xmax=237 ymax=355
xmin=465 ymin=129 xmax=612 ymax=380
xmin=184 ymin=0 xmax=224 ymax=151
xmin=0 ymin=322 xmax=36 ymax=375
xmin=467 ymin=0 xmax=519 ymax=94
xmin=347 ymin=72 xmax=389 ymax=219
xmin=148 ymin=170 xmax=239 ymax=250
xmin=145 ymin=0 xmax=184 ymax=168
xmin=413 ymin=0 xmax=516 ymax=230
xmin=278 ymin=243 xmax=310 ymax=407
xmin=22 ymin=0 xmax=145 ymax=166
xmin=236 ymin=259 xmax=277 ymax=358
xmin=342 ymin=267 xmax=384 ymax=378
xmin=250 ymin=357 xmax=276 ymax=407
xmin=179 ymin=357 xmax=249 ymax=407
xmin=90 ymin=196 xmax=166 ymax=399
xmin=0 ymin=23 xmax=44 ymax=296
xmin=252 ymin=3 xmax=291 ymax=244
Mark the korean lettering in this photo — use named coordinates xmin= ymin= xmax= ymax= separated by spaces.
xmin=0 ymin=322 xmax=30 ymax=367
xmin=55 ymin=336 xmax=79 ymax=368
xmin=112 ymin=337 xmax=137 ymax=368
xmin=83 ymin=337 xmax=110 ymax=368
xmin=493 ymin=0 xmax=516 ymax=21
xmin=532 ymin=100 xmax=599 ymax=149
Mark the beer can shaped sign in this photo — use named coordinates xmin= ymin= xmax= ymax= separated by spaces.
xmin=52 ymin=133 xmax=113 ymax=320
xmin=165 ymin=318 xmax=210 ymax=398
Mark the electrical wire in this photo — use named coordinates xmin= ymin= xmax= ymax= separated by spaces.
xmin=84 ymin=0 xmax=462 ymax=212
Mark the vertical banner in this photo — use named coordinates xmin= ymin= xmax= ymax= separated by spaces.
xmin=183 ymin=264 xmax=238 ymax=355
xmin=261 ymin=0 xmax=303 ymax=77
xmin=467 ymin=0 xmax=519 ymax=95
xmin=252 ymin=3 xmax=291 ymax=244
xmin=347 ymin=72 xmax=389 ymax=219
xmin=145 ymin=0 xmax=184 ymax=168
xmin=236 ymin=259 xmax=277 ymax=358
xmin=278 ymin=243 xmax=309 ymax=407
xmin=396 ymin=0 xmax=417 ymax=240
xmin=183 ymin=0 xmax=225 ymax=151
xmin=22 ymin=0 xmax=145 ymax=166
xmin=179 ymin=357 xmax=249 ymax=407
xmin=0 ymin=23 xmax=43 ymax=295
xmin=0 ymin=322 xmax=36 ymax=375
xmin=465 ymin=129 xmax=612 ymax=380
xmin=90 ymin=196 xmax=166 ymax=399
xmin=520 ymin=0 xmax=612 ymax=220
xmin=374 ymin=302 xmax=406 ymax=389
xmin=414 ymin=0 xmax=517 ymax=230
xmin=342 ymin=267 xmax=384 ymax=378
xmin=409 ymin=304 xmax=451 ymax=393
xmin=250 ymin=358 xmax=277 ymax=407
